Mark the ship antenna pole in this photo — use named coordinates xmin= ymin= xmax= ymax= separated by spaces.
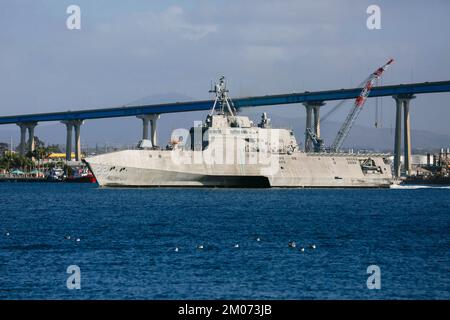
xmin=209 ymin=76 xmax=235 ymax=117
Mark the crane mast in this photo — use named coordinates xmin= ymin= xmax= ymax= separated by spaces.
xmin=330 ymin=59 xmax=394 ymax=152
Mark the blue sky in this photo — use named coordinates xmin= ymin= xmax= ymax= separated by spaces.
xmin=0 ymin=0 xmax=449 ymax=146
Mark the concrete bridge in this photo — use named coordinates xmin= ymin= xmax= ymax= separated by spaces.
xmin=1 ymin=80 xmax=450 ymax=176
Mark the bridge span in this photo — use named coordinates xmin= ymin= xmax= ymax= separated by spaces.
xmin=1 ymin=80 xmax=450 ymax=176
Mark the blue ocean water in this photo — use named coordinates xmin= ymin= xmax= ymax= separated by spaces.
xmin=0 ymin=183 xmax=448 ymax=300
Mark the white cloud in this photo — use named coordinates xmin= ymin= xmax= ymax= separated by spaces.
xmin=133 ymin=6 xmax=217 ymax=41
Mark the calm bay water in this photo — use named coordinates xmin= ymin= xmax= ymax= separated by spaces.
xmin=0 ymin=183 xmax=448 ymax=299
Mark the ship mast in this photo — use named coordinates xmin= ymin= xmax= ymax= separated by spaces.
xmin=209 ymin=76 xmax=236 ymax=117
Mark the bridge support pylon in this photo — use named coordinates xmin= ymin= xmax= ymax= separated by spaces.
xmin=16 ymin=122 xmax=38 ymax=156
xmin=17 ymin=123 xmax=27 ymax=155
xmin=302 ymin=101 xmax=325 ymax=152
xmin=62 ymin=121 xmax=73 ymax=161
xmin=61 ymin=120 xmax=84 ymax=161
xmin=392 ymin=94 xmax=415 ymax=177
xmin=137 ymin=114 xmax=160 ymax=147
xmin=73 ymin=120 xmax=83 ymax=161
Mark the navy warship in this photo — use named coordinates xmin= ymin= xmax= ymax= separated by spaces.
xmin=85 ymin=70 xmax=395 ymax=188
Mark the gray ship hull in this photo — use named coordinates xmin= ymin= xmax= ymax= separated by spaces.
xmin=85 ymin=150 xmax=394 ymax=188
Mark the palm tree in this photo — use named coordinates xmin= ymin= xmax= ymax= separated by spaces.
xmin=0 ymin=152 xmax=33 ymax=171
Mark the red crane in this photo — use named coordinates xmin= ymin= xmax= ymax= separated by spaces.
xmin=330 ymin=58 xmax=394 ymax=152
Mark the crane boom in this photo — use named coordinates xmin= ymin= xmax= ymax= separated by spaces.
xmin=330 ymin=59 xmax=394 ymax=152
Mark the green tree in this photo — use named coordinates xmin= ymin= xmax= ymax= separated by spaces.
xmin=0 ymin=152 xmax=34 ymax=170
xmin=47 ymin=144 xmax=62 ymax=153
xmin=30 ymin=146 xmax=51 ymax=161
